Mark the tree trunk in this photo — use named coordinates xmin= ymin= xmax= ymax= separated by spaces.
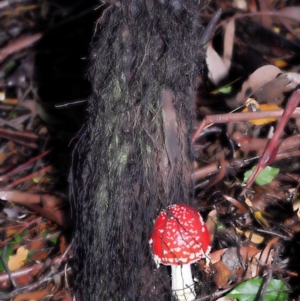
xmin=71 ymin=0 xmax=209 ymax=300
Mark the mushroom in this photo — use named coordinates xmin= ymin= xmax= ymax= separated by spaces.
xmin=149 ymin=204 xmax=211 ymax=301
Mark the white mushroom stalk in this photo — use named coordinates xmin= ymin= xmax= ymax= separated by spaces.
xmin=149 ymin=204 xmax=211 ymax=301
xmin=172 ymin=264 xmax=195 ymax=301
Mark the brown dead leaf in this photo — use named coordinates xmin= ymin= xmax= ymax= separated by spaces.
xmin=6 ymin=228 xmax=23 ymax=238
xmin=15 ymin=274 xmax=33 ymax=286
xmin=253 ymin=72 xmax=300 ymax=106
xmin=259 ymin=237 xmax=279 ymax=266
xmin=210 ymin=248 xmax=227 ymax=264
xmin=206 ymin=209 xmax=217 ymax=241
xmin=13 ymin=285 xmax=49 ymax=301
xmin=223 ymin=194 xmax=248 ymax=213
xmin=25 ymin=204 xmax=68 ymax=227
xmin=207 ymin=153 xmax=227 ymax=188
xmin=220 ymin=248 xmax=243 ymax=283
xmin=239 ymin=246 xmax=260 ymax=261
xmin=8 ymin=246 xmax=28 ymax=271
xmin=54 ymin=290 xmax=73 ymax=301
xmin=0 ymin=150 xmax=15 ymax=164
xmin=237 ymin=65 xmax=281 ymax=103
xmin=60 ymin=235 xmax=67 ymax=253
xmin=31 ymin=250 xmax=51 ymax=261
xmin=28 ymin=240 xmax=45 ymax=250
xmin=214 ymin=261 xmax=231 ymax=288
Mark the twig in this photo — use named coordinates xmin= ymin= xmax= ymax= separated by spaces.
xmin=4 ymin=165 xmax=52 ymax=189
xmin=0 ymin=33 xmax=42 ymax=63
xmin=0 ymin=128 xmax=38 ymax=148
xmin=0 ymin=150 xmax=51 ymax=182
xmin=245 ymin=89 xmax=300 ymax=188
xmin=192 ymin=108 xmax=300 ymax=144
xmin=194 ymin=287 xmax=232 ymax=300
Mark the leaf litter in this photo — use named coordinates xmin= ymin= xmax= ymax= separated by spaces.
xmin=0 ymin=1 xmax=90 ymax=300
xmin=1 ymin=0 xmax=300 ymax=300
xmin=193 ymin=0 xmax=300 ymax=300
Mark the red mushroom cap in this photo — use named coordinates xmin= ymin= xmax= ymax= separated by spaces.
xmin=149 ymin=204 xmax=211 ymax=266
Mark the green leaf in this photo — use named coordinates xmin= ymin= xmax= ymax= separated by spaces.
xmin=243 ymin=166 xmax=280 ymax=186
xmin=211 ymin=85 xmax=232 ymax=94
xmin=42 ymin=230 xmax=58 ymax=244
xmin=13 ymin=229 xmax=30 ymax=243
xmin=42 ymin=230 xmax=49 ymax=237
xmin=211 ymin=77 xmax=242 ymax=95
xmin=215 ymin=218 xmax=224 ymax=231
xmin=14 ymin=234 xmax=22 ymax=243
xmin=0 ymin=244 xmax=14 ymax=272
xmin=226 ymin=278 xmax=288 ymax=301
xmin=49 ymin=237 xmax=58 ymax=244
xmin=0 ymin=61 xmax=16 ymax=78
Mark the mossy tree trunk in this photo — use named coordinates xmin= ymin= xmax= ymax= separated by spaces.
xmin=71 ymin=0 xmax=208 ymax=300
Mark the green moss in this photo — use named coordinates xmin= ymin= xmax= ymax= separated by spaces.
xmin=113 ymin=79 xmax=122 ymax=100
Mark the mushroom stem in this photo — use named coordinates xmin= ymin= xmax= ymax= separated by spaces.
xmin=172 ymin=264 xmax=196 ymax=301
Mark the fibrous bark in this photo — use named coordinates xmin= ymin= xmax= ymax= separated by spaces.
xmin=71 ymin=0 xmax=208 ymax=300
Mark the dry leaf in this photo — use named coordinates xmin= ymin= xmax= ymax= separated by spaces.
xmin=0 ymin=150 xmax=15 ymax=165
xmin=244 ymin=230 xmax=265 ymax=244
xmin=239 ymin=246 xmax=260 ymax=261
xmin=206 ymin=20 xmax=235 ymax=85
xmin=259 ymin=237 xmax=278 ymax=266
xmin=213 ymin=261 xmax=231 ymax=288
xmin=206 ymin=43 xmax=229 ymax=85
xmin=242 ymin=103 xmax=281 ymax=125
xmin=25 ymin=204 xmax=68 ymax=227
xmin=13 ymin=286 xmax=49 ymax=301
xmin=210 ymin=248 xmax=227 ymax=264
xmin=293 ymin=198 xmax=300 ymax=219
xmin=205 ymin=209 xmax=217 ymax=241
xmin=223 ymin=194 xmax=248 ymax=213
xmin=14 ymin=274 xmax=33 ymax=286
xmin=31 ymin=250 xmax=51 ymax=261
xmin=253 ymin=72 xmax=300 ymax=106
xmin=272 ymin=59 xmax=288 ymax=68
xmin=233 ymin=0 xmax=247 ymax=10
xmin=6 ymin=229 xmax=17 ymax=238
xmin=223 ymin=19 xmax=235 ymax=70
xmin=237 ymin=65 xmax=281 ymax=103
xmin=8 ymin=246 xmax=28 ymax=271
xmin=60 ymin=235 xmax=67 ymax=253
xmin=252 ymin=210 xmax=270 ymax=229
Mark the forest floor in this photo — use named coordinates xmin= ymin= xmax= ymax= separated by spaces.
xmin=0 ymin=0 xmax=300 ymax=300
